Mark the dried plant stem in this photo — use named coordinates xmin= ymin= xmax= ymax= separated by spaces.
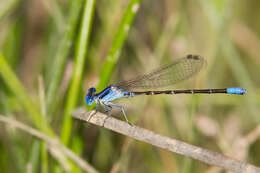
xmin=0 ymin=115 xmax=98 ymax=173
xmin=72 ymin=108 xmax=260 ymax=173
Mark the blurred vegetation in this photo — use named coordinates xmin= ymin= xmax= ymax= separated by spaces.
xmin=0 ymin=0 xmax=260 ymax=172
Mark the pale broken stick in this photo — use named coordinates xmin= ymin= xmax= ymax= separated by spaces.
xmin=72 ymin=108 xmax=260 ymax=173
xmin=0 ymin=115 xmax=98 ymax=173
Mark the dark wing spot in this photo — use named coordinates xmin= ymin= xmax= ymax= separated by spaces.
xmin=187 ymin=54 xmax=193 ymax=59
xmin=193 ymin=55 xmax=199 ymax=60
xmin=187 ymin=54 xmax=200 ymax=60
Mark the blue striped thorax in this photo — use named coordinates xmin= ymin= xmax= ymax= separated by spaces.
xmin=96 ymin=85 xmax=133 ymax=102
xmin=85 ymin=85 xmax=134 ymax=105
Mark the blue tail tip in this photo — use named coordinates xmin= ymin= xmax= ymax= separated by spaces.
xmin=227 ymin=88 xmax=246 ymax=95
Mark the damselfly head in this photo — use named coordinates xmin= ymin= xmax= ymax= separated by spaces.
xmin=85 ymin=87 xmax=96 ymax=105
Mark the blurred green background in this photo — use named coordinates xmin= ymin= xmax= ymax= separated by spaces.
xmin=0 ymin=0 xmax=260 ymax=172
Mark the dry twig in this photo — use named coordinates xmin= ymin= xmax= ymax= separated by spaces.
xmin=72 ymin=108 xmax=260 ymax=173
xmin=0 ymin=115 xmax=98 ymax=173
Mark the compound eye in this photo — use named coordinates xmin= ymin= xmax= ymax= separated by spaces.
xmin=88 ymin=88 xmax=96 ymax=96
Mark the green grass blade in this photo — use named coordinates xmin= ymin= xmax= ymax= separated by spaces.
xmin=45 ymin=0 xmax=83 ymax=116
xmin=27 ymin=141 xmax=41 ymax=173
xmin=0 ymin=0 xmax=20 ymax=21
xmin=41 ymin=142 xmax=48 ymax=173
xmin=60 ymin=0 xmax=96 ymax=145
xmin=221 ymin=37 xmax=259 ymax=122
xmin=41 ymin=0 xmax=64 ymax=32
xmin=97 ymin=0 xmax=141 ymax=91
xmin=38 ymin=76 xmax=49 ymax=173
xmin=0 ymin=53 xmax=53 ymax=135
xmin=92 ymin=0 xmax=140 ymax=168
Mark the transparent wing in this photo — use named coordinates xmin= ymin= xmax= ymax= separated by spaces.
xmin=117 ymin=55 xmax=205 ymax=90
